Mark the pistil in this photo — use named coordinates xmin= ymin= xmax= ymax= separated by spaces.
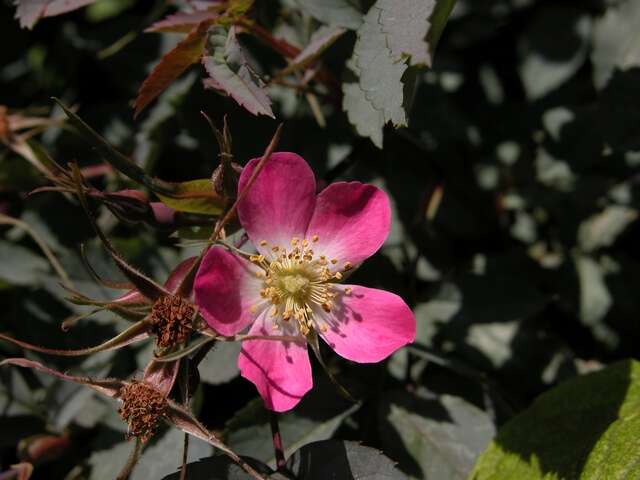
xmin=249 ymin=235 xmax=351 ymax=335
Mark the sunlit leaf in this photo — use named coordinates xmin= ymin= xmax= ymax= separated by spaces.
xmin=592 ymin=0 xmax=640 ymax=90
xmin=202 ymin=27 xmax=274 ymax=118
xmin=296 ymin=0 xmax=362 ymax=30
xmin=470 ymin=360 xmax=640 ymax=480
xmin=343 ymin=0 xmax=456 ymax=146
xmin=156 ymin=179 xmax=224 ymax=215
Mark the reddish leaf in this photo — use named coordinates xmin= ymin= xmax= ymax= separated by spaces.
xmin=134 ymin=22 xmax=210 ymax=117
xmin=146 ymin=10 xmax=220 ymax=33
xmin=13 ymin=0 xmax=97 ymax=29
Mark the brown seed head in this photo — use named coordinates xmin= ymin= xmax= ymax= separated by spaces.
xmin=118 ymin=381 xmax=168 ymax=443
xmin=149 ymin=294 xmax=196 ymax=348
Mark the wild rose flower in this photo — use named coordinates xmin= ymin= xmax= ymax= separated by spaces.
xmin=194 ymin=152 xmax=416 ymax=412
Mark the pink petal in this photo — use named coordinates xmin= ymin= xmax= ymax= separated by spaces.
xmin=239 ymin=312 xmax=312 ymax=412
xmin=317 ymin=285 xmax=415 ymax=363
xmin=306 ymin=182 xmax=391 ymax=266
xmin=194 ymin=248 xmax=264 ymax=337
xmin=237 ymin=152 xmax=316 ymax=254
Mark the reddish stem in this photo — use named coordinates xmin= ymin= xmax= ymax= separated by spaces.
xmin=269 ymin=411 xmax=286 ymax=470
xmin=237 ymin=19 xmax=342 ymax=100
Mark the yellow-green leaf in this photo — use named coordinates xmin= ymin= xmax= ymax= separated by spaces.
xmin=156 ymin=179 xmax=224 ymax=215
xmin=470 ymin=359 xmax=640 ymax=480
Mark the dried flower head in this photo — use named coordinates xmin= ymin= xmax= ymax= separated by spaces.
xmin=118 ymin=381 xmax=168 ymax=443
xmin=149 ymin=294 xmax=197 ymax=349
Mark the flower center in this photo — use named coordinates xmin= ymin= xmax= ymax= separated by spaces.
xmin=250 ymin=235 xmax=353 ymax=336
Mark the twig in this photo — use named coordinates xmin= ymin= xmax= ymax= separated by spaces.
xmin=269 ymin=411 xmax=286 ymax=470
xmin=0 ymin=213 xmax=73 ymax=289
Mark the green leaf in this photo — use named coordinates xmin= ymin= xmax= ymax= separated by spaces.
xmin=285 ymin=440 xmax=407 ymax=479
xmin=574 ymin=254 xmax=618 ymax=348
xmin=198 ymin=341 xmax=241 ymax=384
xmin=226 ymin=380 xmax=360 ymax=468
xmin=203 ymin=27 xmax=274 ymax=118
xmin=343 ymin=0 xmax=456 ymax=147
xmin=380 ymin=389 xmax=495 ymax=480
xmin=160 ymin=455 xmax=273 ymax=480
xmin=342 ymin=82 xmax=384 ymax=148
xmin=577 ymin=205 xmax=638 ymax=253
xmin=518 ymin=8 xmax=591 ymax=100
xmin=470 ymin=360 xmax=640 ymax=480
xmin=0 ymin=240 xmax=49 ymax=286
xmin=592 ymin=0 xmax=640 ymax=90
xmin=296 ymin=0 xmax=363 ymax=30
xmin=156 ymin=179 xmax=224 ymax=215
xmin=89 ymin=429 xmax=213 ymax=480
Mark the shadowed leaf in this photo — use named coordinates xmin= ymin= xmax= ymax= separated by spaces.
xmin=284 ymin=440 xmax=407 ymax=479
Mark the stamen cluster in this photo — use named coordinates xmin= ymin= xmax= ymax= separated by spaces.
xmin=118 ymin=381 xmax=168 ymax=443
xmin=249 ymin=235 xmax=352 ymax=335
xmin=149 ymin=295 xmax=197 ymax=348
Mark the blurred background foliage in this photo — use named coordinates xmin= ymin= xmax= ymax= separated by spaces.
xmin=1 ymin=0 xmax=639 ymax=479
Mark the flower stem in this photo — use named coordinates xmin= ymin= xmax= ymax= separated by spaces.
xmin=115 ymin=437 xmax=143 ymax=480
xmin=269 ymin=411 xmax=286 ymax=470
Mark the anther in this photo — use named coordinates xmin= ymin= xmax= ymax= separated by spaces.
xmin=334 ymin=271 xmax=343 ymax=280
xmin=322 ymin=302 xmax=332 ymax=312
xmin=260 ymin=240 xmax=268 ymax=246
xmin=345 ymin=287 xmax=352 ymax=295
xmin=312 ymin=234 xmax=319 ymax=242
xmin=331 ymin=258 xmax=338 ymax=264
xmin=343 ymin=262 xmax=353 ymax=271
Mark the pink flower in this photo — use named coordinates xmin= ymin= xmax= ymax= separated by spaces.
xmin=194 ymin=153 xmax=415 ymax=411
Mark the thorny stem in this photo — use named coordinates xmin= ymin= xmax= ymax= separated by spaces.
xmin=179 ymin=359 xmax=190 ymax=480
xmin=0 ymin=213 xmax=73 ymax=289
xmin=115 ymin=437 xmax=143 ymax=480
xmin=269 ymin=411 xmax=286 ymax=471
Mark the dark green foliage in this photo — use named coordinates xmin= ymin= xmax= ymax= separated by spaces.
xmin=1 ymin=0 xmax=640 ymax=479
